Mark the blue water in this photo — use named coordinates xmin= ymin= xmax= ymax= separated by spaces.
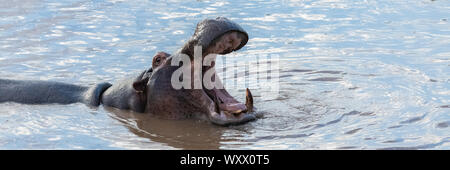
xmin=0 ymin=0 xmax=449 ymax=149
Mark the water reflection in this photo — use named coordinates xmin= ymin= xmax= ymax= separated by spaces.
xmin=105 ymin=107 xmax=227 ymax=150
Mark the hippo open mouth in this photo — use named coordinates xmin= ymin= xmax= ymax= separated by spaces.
xmin=182 ymin=29 xmax=256 ymax=125
xmin=145 ymin=56 xmax=257 ymax=126
xmin=201 ymin=20 xmax=256 ymax=125
xmin=182 ymin=17 xmax=256 ymax=125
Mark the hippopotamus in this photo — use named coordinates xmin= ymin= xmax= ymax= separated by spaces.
xmin=0 ymin=17 xmax=256 ymax=126
xmin=148 ymin=17 xmax=255 ymax=125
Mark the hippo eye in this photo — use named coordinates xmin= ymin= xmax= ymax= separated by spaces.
xmin=155 ymin=57 xmax=161 ymax=64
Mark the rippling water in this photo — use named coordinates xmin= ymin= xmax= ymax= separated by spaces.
xmin=0 ymin=0 xmax=449 ymax=149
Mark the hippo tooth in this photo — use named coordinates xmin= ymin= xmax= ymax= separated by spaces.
xmin=245 ymin=88 xmax=253 ymax=113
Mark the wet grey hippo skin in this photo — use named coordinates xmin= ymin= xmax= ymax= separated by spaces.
xmin=101 ymin=52 xmax=169 ymax=112
xmin=0 ymin=79 xmax=112 ymax=106
xmin=0 ymin=17 xmax=256 ymax=125
xmin=0 ymin=71 xmax=143 ymax=110
xmin=0 ymin=51 xmax=169 ymax=113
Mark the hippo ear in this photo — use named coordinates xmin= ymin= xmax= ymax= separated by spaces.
xmin=132 ymin=77 xmax=149 ymax=93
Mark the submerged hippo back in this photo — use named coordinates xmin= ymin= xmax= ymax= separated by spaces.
xmin=0 ymin=79 xmax=111 ymax=106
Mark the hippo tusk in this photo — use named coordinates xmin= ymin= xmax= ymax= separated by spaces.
xmin=245 ymin=88 xmax=253 ymax=113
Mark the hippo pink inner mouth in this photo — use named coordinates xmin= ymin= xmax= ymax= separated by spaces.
xmin=201 ymin=31 xmax=253 ymax=117
xmin=204 ymin=88 xmax=248 ymax=114
xmin=202 ymin=84 xmax=255 ymax=125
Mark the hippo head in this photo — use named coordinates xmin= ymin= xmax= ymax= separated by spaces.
xmin=144 ymin=17 xmax=256 ymax=126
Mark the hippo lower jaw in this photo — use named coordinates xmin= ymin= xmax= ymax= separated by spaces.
xmin=209 ymin=111 xmax=257 ymax=126
xmin=206 ymin=88 xmax=257 ymax=126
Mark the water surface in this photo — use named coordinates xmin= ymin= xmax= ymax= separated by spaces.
xmin=0 ymin=0 xmax=449 ymax=149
